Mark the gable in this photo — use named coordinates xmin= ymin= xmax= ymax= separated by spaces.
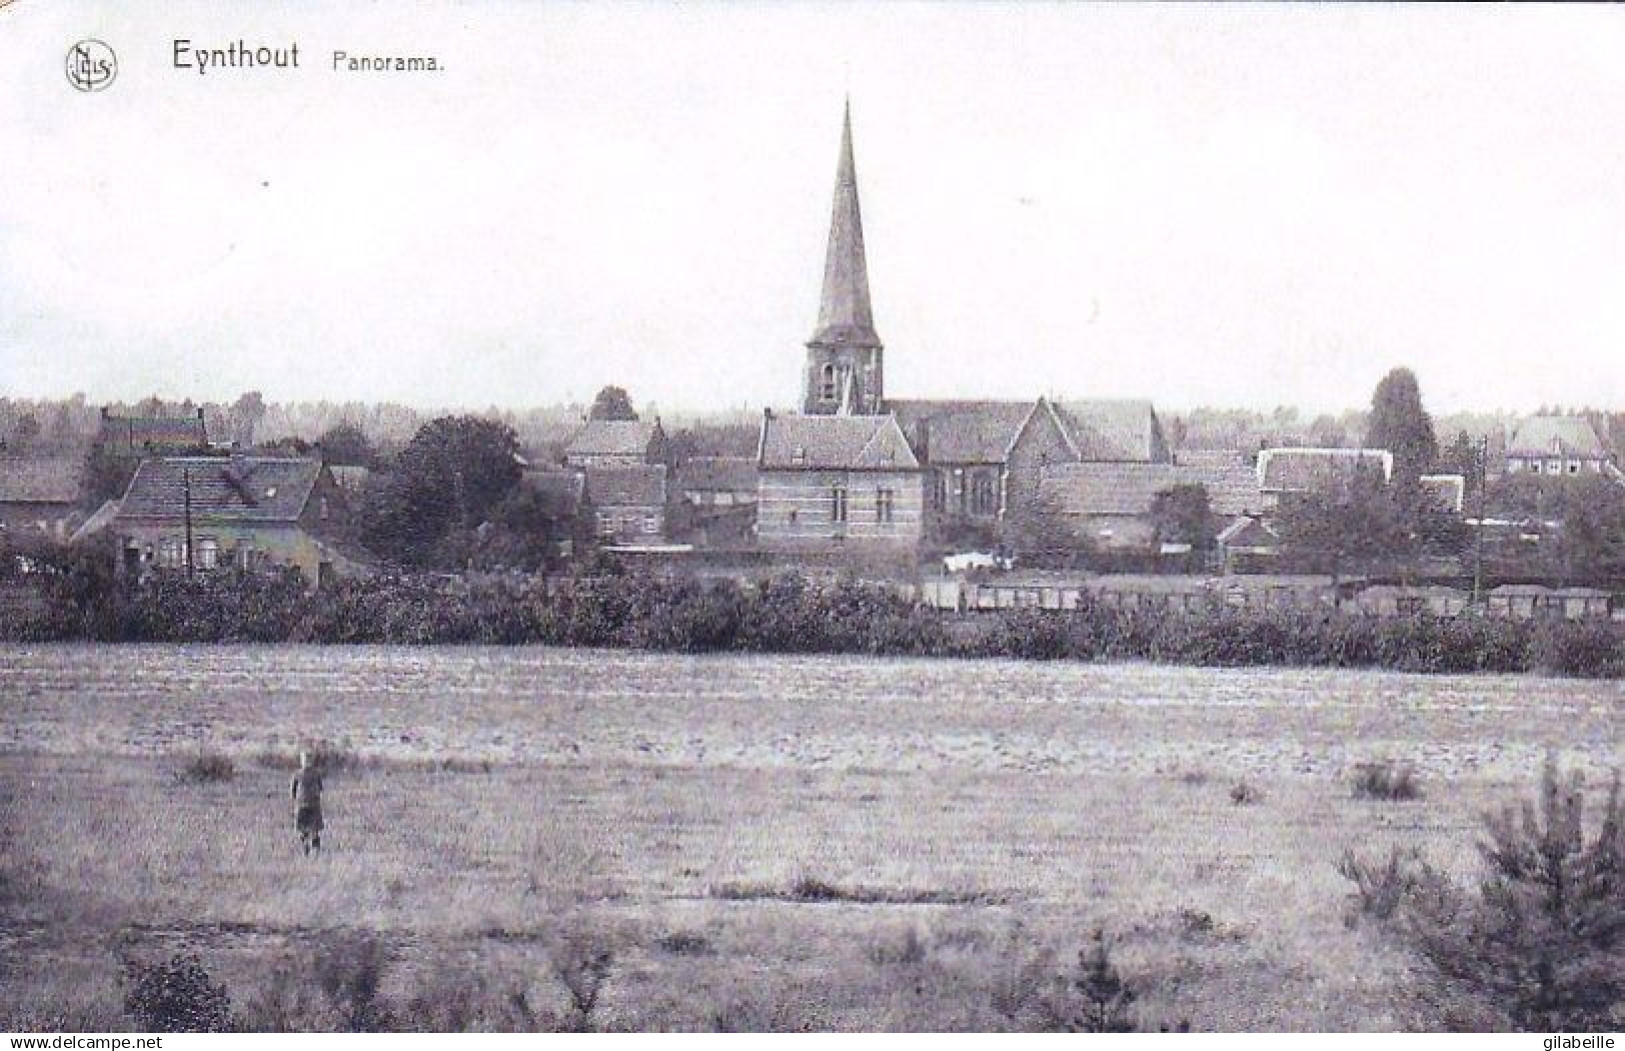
xmin=759 ymin=413 xmax=920 ymax=471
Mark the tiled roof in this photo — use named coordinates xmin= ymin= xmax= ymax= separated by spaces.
xmin=584 ymin=464 xmax=667 ymax=508
xmin=886 ymin=400 xmax=1038 ymax=464
xmin=675 ymin=456 xmax=758 ymax=492
xmin=1216 ymin=515 xmax=1277 ymax=548
xmin=1053 ymin=399 xmax=1167 ymax=462
xmin=759 ymin=413 xmax=920 ymax=471
xmin=1040 ymin=461 xmax=1263 ymax=518
xmin=523 ymin=469 xmax=587 ymax=517
xmin=1506 ymin=416 xmax=1608 ymax=458
xmin=0 ymin=457 xmax=84 ymax=504
xmin=115 ymin=457 xmax=322 ymax=522
xmin=564 ymin=419 xmax=660 ymax=459
xmin=96 ymin=414 xmax=208 ymax=455
xmin=1256 ymin=447 xmax=1392 ymax=493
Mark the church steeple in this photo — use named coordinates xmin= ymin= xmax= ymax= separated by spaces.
xmin=804 ymin=99 xmax=885 ymax=416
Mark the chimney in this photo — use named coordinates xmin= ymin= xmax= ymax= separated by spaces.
xmin=196 ymin=407 xmax=205 ymax=420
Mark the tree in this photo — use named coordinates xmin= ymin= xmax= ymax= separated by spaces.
xmin=998 ymin=489 xmax=1087 ymax=569
xmin=1404 ymin=758 xmax=1625 ymax=1030
xmin=359 ymin=415 xmax=523 ymax=568
xmin=1365 ymin=367 xmax=1439 ymax=485
xmin=588 ymin=386 xmax=638 ymax=422
xmin=231 ymin=391 xmax=267 ymax=448
xmin=316 ymin=423 xmax=378 ymax=469
xmin=1274 ymin=468 xmax=1410 ymax=578
xmin=11 ymin=412 xmax=40 ymax=450
xmin=1150 ymin=484 xmax=1217 ymax=551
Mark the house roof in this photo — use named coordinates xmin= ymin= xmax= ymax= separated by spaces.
xmin=0 ymin=457 xmax=85 ymax=505
xmin=886 ymin=400 xmax=1039 ymax=464
xmin=522 ymin=469 xmax=588 ymax=517
xmin=96 ymin=414 xmax=208 ymax=455
xmin=1216 ymin=515 xmax=1277 ymax=548
xmin=583 ymin=464 xmax=667 ymax=508
xmin=758 ymin=413 xmax=920 ymax=471
xmin=1506 ymin=416 xmax=1608 ymax=459
xmin=1256 ymin=447 xmax=1393 ymax=493
xmin=1040 ymin=461 xmax=1264 ymax=519
xmin=1052 ymin=399 xmax=1166 ymax=462
xmin=675 ymin=456 xmax=758 ymax=492
xmin=115 ymin=457 xmax=324 ymax=523
xmin=563 ymin=419 xmax=661 ymax=459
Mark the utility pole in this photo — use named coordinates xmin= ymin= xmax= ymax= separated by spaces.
xmin=183 ymin=467 xmax=195 ymax=580
xmin=1472 ymin=436 xmax=1488 ymax=606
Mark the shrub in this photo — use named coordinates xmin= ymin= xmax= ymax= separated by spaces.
xmin=1037 ymin=928 xmax=1137 ymax=1033
xmin=1402 ymin=758 xmax=1625 ymax=1031
xmin=1351 ymin=760 xmax=1421 ymax=801
xmin=1229 ymin=779 xmax=1261 ymax=806
xmin=1335 ymin=845 xmax=1430 ymax=927
xmin=122 ymin=953 xmax=232 ymax=1032
xmin=551 ymin=931 xmax=614 ymax=1033
xmin=312 ymin=933 xmax=395 ymax=1031
xmin=175 ymin=750 xmax=235 ymax=784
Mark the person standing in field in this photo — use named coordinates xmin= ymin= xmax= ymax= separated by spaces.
xmin=291 ymin=751 xmax=324 ymax=855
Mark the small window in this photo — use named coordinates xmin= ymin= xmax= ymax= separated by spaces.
xmin=1568 ymin=463 xmax=1579 ymax=475
xmin=831 ymin=484 xmax=848 ymax=524
xmin=876 ymin=488 xmax=895 ymax=524
xmin=195 ymin=537 xmax=219 ymax=571
xmin=819 ymin=364 xmax=836 ymax=402
xmin=320 ymin=496 xmax=330 ymax=520
xmin=156 ymin=537 xmax=185 ymax=569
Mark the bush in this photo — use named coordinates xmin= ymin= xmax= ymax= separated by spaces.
xmin=175 ymin=750 xmax=235 ymax=784
xmin=1335 ymin=845 xmax=1431 ymax=927
xmin=1351 ymin=760 xmax=1421 ymax=801
xmin=1401 ymin=758 xmax=1625 ymax=1030
xmin=1229 ymin=780 xmax=1261 ymax=806
xmin=122 ymin=953 xmax=232 ymax=1032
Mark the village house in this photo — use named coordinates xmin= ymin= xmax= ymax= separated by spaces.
xmin=1038 ymin=457 xmax=1264 ymax=551
xmin=112 ymin=456 xmax=369 ymax=585
xmin=583 ymin=464 xmax=671 ymax=546
xmin=0 ymin=456 xmax=86 ymax=542
xmin=95 ymin=407 xmax=210 ymax=458
xmin=1503 ymin=415 xmax=1615 ymax=477
xmin=563 ymin=418 xmax=669 ymax=469
xmin=755 ymin=410 xmax=924 ymax=553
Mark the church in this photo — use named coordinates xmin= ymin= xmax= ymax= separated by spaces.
xmin=755 ymin=103 xmax=1233 ymax=557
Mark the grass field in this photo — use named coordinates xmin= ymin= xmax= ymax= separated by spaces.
xmin=1 ymin=644 xmax=1620 ymax=1031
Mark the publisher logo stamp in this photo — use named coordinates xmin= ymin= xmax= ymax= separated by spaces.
xmin=66 ymin=39 xmax=117 ymax=92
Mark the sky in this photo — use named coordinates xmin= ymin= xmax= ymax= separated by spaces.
xmin=2 ymin=2 xmax=1623 ymax=417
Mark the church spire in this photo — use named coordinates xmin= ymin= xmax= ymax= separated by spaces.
xmin=810 ymin=98 xmax=880 ymax=349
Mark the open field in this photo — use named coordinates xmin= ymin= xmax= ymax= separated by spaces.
xmin=1 ymin=644 xmax=1621 ymax=1030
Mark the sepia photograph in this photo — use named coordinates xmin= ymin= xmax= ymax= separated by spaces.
xmin=2 ymin=0 xmax=1623 ymax=1037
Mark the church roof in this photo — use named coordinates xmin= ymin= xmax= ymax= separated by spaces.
xmin=886 ymin=400 xmax=1039 ymax=464
xmin=809 ymin=101 xmax=880 ymax=350
xmin=1052 ymin=399 xmax=1168 ymax=462
xmin=758 ymin=413 xmax=920 ymax=471
xmin=1506 ymin=415 xmax=1608 ymax=459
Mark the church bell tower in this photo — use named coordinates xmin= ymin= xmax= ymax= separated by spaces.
xmin=803 ymin=100 xmax=884 ymax=416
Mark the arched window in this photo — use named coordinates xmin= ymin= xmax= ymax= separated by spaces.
xmin=819 ymin=364 xmax=836 ymax=402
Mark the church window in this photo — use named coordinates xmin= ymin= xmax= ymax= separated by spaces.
xmin=830 ymin=484 xmax=848 ymax=524
xmin=819 ymin=364 xmax=836 ymax=402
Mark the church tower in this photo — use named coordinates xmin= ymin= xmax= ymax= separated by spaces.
xmin=803 ymin=100 xmax=884 ymax=416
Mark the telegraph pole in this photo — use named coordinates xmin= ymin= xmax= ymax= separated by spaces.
xmin=183 ymin=467 xmax=195 ymax=579
xmin=1471 ymin=436 xmax=1488 ymax=606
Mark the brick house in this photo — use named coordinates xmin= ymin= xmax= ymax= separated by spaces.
xmin=583 ymin=464 xmax=670 ymax=545
xmin=1504 ymin=416 xmax=1614 ymax=478
xmin=563 ymin=419 xmax=668 ymax=469
xmin=755 ymin=410 xmax=923 ymax=553
xmin=112 ymin=456 xmax=369 ymax=584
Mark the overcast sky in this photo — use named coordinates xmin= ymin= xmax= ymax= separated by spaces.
xmin=3 ymin=3 xmax=1623 ymax=416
